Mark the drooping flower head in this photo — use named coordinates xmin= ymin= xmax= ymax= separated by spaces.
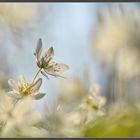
xmin=34 ymin=38 xmax=69 ymax=79
xmin=7 ymin=75 xmax=45 ymax=100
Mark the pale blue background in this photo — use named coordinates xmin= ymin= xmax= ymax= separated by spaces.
xmin=2 ymin=3 xmax=137 ymax=112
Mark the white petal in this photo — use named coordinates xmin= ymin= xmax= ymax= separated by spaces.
xmin=2 ymin=121 xmax=16 ymax=136
xmin=36 ymin=38 xmax=42 ymax=62
xmin=18 ymin=75 xmax=27 ymax=86
xmin=13 ymin=97 xmax=33 ymax=116
xmin=43 ymin=47 xmax=54 ymax=64
xmin=23 ymin=111 xmax=40 ymax=125
xmin=98 ymin=97 xmax=106 ymax=108
xmin=7 ymin=91 xmax=21 ymax=99
xmin=33 ymin=93 xmax=46 ymax=100
xmin=8 ymin=79 xmax=18 ymax=91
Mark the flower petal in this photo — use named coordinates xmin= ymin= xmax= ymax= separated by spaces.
xmin=8 ymin=79 xmax=18 ymax=91
xmin=54 ymin=63 xmax=69 ymax=73
xmin=44 ymin=69 xmax=66 ymax=78
xmin=41 ymin=70 xmax=49 ymax=79
xmin=18 ymin=75 xmax=27 ymax=86
xmin=44 ymin=47 xmax=54 ymax=61
xmin=35 ymin=38 xmax=42 ymax=62
xmin=7 ymin=91 xmax=22 ymax=99
xmin=13 ymin=97 xmax=33 ymax=116
xmin=33 ymin=93 xmax=46 ymax=100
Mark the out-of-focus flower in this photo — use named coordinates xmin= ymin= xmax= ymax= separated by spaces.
xmin=7 ymin=75 xmax=46 ymax=100
xmin=42 ymin=103 xmax=82 ymax=137
xmin=58 ymin=78 xmax=87 ymax=107
xmin=0 ymin=95 xmax=47 ymax=137
xmin=83 ymin=102 xmax=140 ymax=138
xmin=42 ymin=81 xmax=106 ymax=137
xmin=91 ymin=5 xmax=140 ymax=104
xmin=81 ymin=84 xmax=106 ymax=110
xmin=0 ymin=3 xmax=43 ymax=47
xmin=91 ymin=5 xmax=140 ymax=62
xmin=0 ymin=3 xmax=40 ymax=28
xmin=34 ymin=38 xmax=69 ymax=79
xmin=78 ymin=84 xmax=106 ymax=124
xmin=117 ymin=47 xmax=140 ymax=78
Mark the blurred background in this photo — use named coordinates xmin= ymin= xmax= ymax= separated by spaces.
xmin=0 ymin=2 xmax=140 ymax=118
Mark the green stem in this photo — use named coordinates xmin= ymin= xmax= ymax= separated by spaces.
xmin=32 ymin=68 xmax=42 ymax=84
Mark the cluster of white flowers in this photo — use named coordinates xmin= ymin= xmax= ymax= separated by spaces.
xmin=42 ymin=80 xmax=106 ymax=137
xmin=0 ymin=38 xmax=106 ymax=137
xmin=91 ymin=5 xmax=140 ymax=104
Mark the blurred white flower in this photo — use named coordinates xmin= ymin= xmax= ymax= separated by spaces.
xmin=117 ymin=47 xmax=140 ymax=78
xmin=58 ymin=78 xmax=86 ymax=108
xmin=92 ymin=5 xmax=140 ymax=62
xmin=0 ymin=3 xmax=44 ymax=47
xmin=34 ymin=38 xmax=69 ymax=79
xmin=0 ymin=3 xmax=40 ymax=28
xmin=42 ymin=103 xmax=82 ymax=137
xmin=42 ymin=83 xmax=106 ymax=137
xmin=84 ymin=84 xmax=106 ymax=110
xmin=77 ymin=84 xmax=106 ymax=124
xmin=0 ymin=95 xmax=47 ymax=137
xmin=8 ymin=75 xmax=46 ymax=100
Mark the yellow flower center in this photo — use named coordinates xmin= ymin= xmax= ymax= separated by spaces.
xmin=85 ymin=98 xmax=98 ymax=110
xmin=19 ymin=83 xmax=33 ymax=96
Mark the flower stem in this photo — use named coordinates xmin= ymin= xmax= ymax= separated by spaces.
xmin=32 ymin=68 xmax=42 ymax=84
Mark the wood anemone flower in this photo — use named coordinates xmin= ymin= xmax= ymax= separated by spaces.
xmin=34 ymin=38 xmax=69 ymax=79
xmin=7 ymin=75 xmax=46 ymax=100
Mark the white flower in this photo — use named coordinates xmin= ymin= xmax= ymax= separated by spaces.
xmin=42 ymin=83 xmax=106 ymax=137
xmin=0 ymin=95 xmax=47 ymax=137
xmin=92 ymin=5 xmax=140 ymax=62
xmin=34 ymin=38 xmax=69 ymax=79
xmin=58 ymin=78 xmax=86 ymax=107
xmin=77 ymin=84 xmax=106 ymax=124
xmin=42 ymin=104 xmax=82 ymax=137
xmin=85 ymin=84 xmax=106 ymax=110
xmin=7 ymin=75 xmax=46 ymax=100
xmin=0 ymin=3 xmax=40 ymax=28
xmin=117 ymin=47 xmax=140 ymax=78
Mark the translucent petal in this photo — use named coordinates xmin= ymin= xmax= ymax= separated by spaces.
xmin=7 ymin=91 xmax=22 ymax=99
xmin=8 ymin=79 xmax=18 ymax=91
xmin=36 ymin=38 xmax=42 ymax=62
xmin=13 ymin=97 xmax=33 ymax=116
xmin=18 ymin=75 xmax=27 ymax=86
xmin=54 ymin=63 xmax=69 ymax=73
xmin=44 ymin=68 xmax=65 ymax=78
xmin=33 ymin=93 xmax=46 ymax=100
xmin=2 ymin=121 xmax=15 ymax=136
xmin=43 ymin=47 xmax=54 ymax=63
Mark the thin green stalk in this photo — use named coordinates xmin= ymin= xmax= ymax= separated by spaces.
xmin=32 ymin=68 xmax=42 ymax=84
